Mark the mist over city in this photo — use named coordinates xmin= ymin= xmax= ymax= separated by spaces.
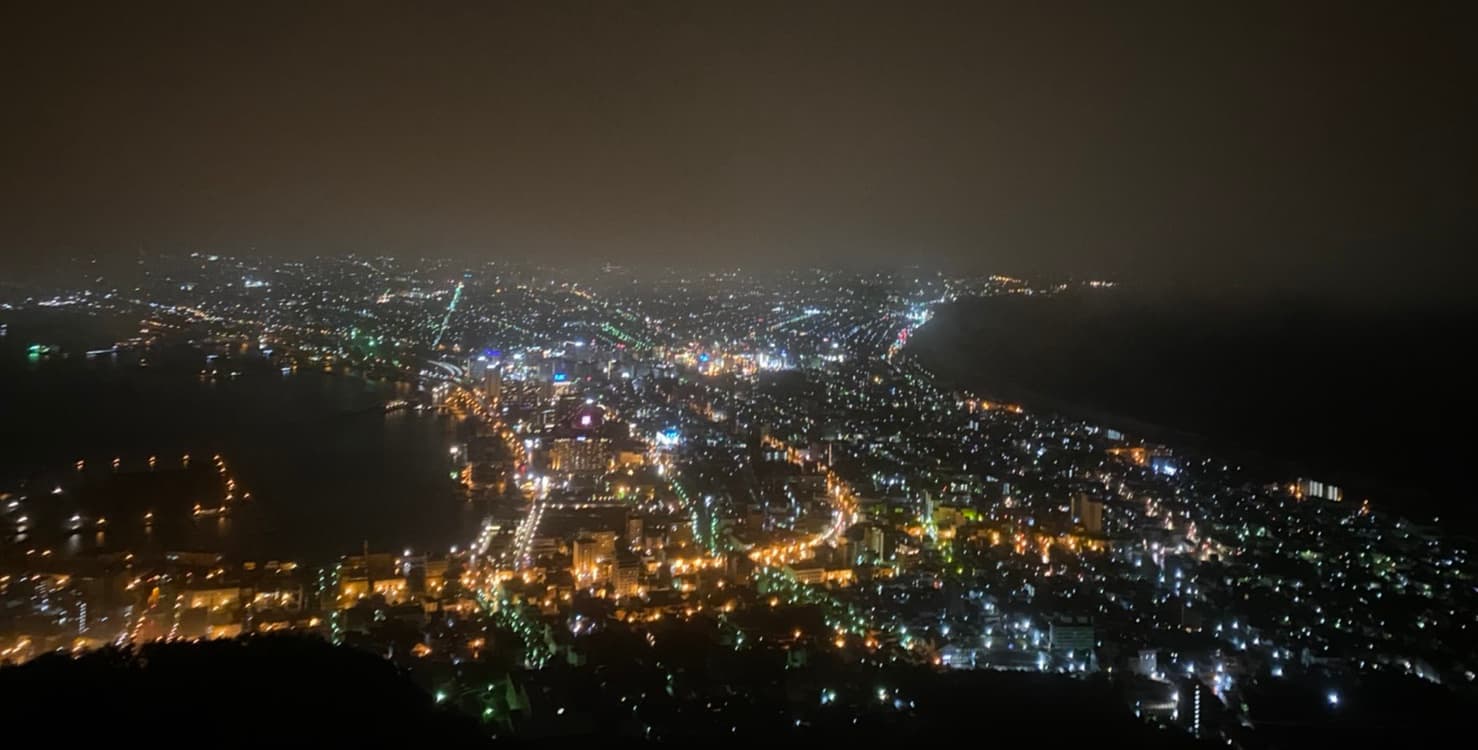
xmin=2 ymin=2 xmax=1475 ymax=746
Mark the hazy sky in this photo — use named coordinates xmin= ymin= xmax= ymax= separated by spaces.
xmin=3 ymin=1 xmax=1474 ymax=296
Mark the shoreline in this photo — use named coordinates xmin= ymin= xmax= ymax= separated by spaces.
xmin=907 ymin=294 xmax=1469 ymax=527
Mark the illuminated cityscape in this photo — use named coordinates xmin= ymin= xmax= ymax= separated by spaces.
xmin=3 ymin=1 xmax=1474 ymax=744
xmin=2 ymin=256 xmax=1473 ymax=744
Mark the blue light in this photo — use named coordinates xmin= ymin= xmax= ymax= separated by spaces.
xmin=553 ymin=372 xmax=568 ymax=382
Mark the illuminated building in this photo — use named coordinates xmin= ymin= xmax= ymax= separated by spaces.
xmin=863 ymin=525 xmax=888 ymax=560
xmin=626 ymin=515 xmax=643 ymax=547
xmin=1048 ymin=615 xmax=1095 ymax=662
xmin=1149 ymin=452 xmax=1180 ymax=477
xmin=571 ymin=404 xmax=603 ymax=431
xmin=614 ymin=556 xmax=641 ymax=597
xmin=185 ymin=586 xmax=243 ymax=612
xmin=250 ymin=586 xmax=304 ymax=612
xmin=590 ymin=531 xmax=617 ymax=559
xmin=338 ymin=577 xmax=411 ymax=604
xmin=548 ymin=436 xmax=610 ymax=474
xmin=1136 ymin=649 xmax=1159 ymax=677
xmin=784 ymin=564 xmax=826 ymax=584
xmin=1071 ymin=493 xmax=1104 ymax=534
xmin=573 ymin=531 xmax=618 ymax=583
xmin=484 ymin=367 xmax=501 ymax=401
xmin=1296 ymin=477 xmax=1343 ymax=502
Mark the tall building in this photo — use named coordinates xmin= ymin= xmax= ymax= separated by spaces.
xmin=484 ymin=367 xmax=502 ymax=402
xmin=548 ymin=436 xmax=610 ymax=474
xmin=572 ymin=531 xmax=619 ymax=583
xmin=1071 ymin=494 xmax=1104 ymax=535
xmin=863 ymin=526 xmax=888 ymax=561
xmin=1296 ymin=478 xmax=1343 ymax=502
xmin=572 ymin=536 xmax=603 ymax=582
xmin=590 ymin=530 xmax=618 ymax=560
xmin=614 ymin=556 xmax=641 ymax=597
xmin=626 ymin=515 xmax=643 ymax=548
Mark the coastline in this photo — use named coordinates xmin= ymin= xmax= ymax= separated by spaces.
xmin=908 ymin=292 xmax=1475 ymax=526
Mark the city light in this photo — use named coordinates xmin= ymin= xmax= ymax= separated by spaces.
xmin=0 ymin=254 xmax=1464 ymax=745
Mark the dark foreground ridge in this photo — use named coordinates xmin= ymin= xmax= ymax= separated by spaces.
xmin=10 ymin=634 xmax=1468 ymax=747
xmin=5 ymin=633 xmax=1466 ymax=745
xmin=0 ymin=636 xmax=483 ymax=744
xmin=0 ymin=635 xmax=1205 ymax=747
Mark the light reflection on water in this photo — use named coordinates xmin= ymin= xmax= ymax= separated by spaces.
xmin=2 ymin=312 xmax=482 ymax=563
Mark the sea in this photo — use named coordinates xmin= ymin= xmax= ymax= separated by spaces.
xmin=908 ymin=290 xmax=1476 ymax=528
xmin=0 ymin=309 xmax=486 ymax=562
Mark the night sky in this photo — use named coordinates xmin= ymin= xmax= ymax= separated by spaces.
xmin=3 ymin=1 xmax=1474 ymax=296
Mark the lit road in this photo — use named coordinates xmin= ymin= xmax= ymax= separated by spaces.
xmin=440 ymin=382 xmax=558 ymax=668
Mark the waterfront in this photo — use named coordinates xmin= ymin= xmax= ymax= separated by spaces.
xmin=908 ymin=292 xmax=1476 ymax=525
xmin=0 ymin=311 xmax=481 ymax=562
xmin=4 ymin=262 xmax=1475 ymax=745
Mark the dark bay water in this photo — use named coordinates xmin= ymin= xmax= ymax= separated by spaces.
xmin=909 ymin=292 xmax=1475 ymax=525
xmin=0 ymin=310 xmax=483 ymax=562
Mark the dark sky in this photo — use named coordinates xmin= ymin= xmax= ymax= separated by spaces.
xmin=2 ymin=1 xmax=1474 ymax=296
